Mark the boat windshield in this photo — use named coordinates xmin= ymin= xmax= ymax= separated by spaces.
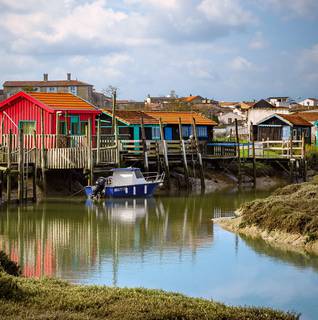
xmin=134 ymin=169 xmax=143 ymax=179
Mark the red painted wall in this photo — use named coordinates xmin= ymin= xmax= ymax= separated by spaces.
xmin=0 ymin=96 xmax=97 ymax=135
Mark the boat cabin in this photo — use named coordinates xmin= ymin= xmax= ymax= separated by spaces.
xmin=110 ymin=168 xmax=146 ymax=186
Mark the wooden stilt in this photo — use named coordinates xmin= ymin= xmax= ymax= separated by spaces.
xmin=6 ymin=129 xmax=12 ymax=202
xmin=41 ymin=110 xmax=47 ymax=194
xmin=235 ymin=119 xmax=241 ymax=186
xmin=33 ymin=130 xmax=37 ymax=202
xmin=87 ymin=118 xmax=93 ymax=185
xmin=140 ymin=116 xmax=149 ymax=172
xmin=192 ymin=117 xmax=205 ymax=191
xmin=250 ymin=122 xmax=256 ymax=188
xmin=179 ymin=117 xmax=189 ymax=188
xmin=18 ymin=128 xmax=24 ymax=203
xmin=159 ymin=118 xmax=170 ymax=188
xmin=96 ymin=117 xmax=101 ymax=165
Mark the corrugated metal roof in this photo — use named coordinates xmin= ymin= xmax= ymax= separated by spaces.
xmin=144 ymin=111 xmax=217 ymax=125
xmin=28 ymin=92 xmax=98 ymax=111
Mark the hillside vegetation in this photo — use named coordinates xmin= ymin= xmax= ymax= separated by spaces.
xmin=238 ymin=177 xmax=318 ymax=242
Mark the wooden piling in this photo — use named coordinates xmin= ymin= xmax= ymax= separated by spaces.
xmin=87 ymin=118 xmax=93 ymax=185
xmin=32 ymin=130 xmax=37 ymax=202
xmin=140 ymin=116 xmax=149 ymax=172
xmin=6 ymin=129 xmax=12 ymax=202
xmin=250 ymin=122 xmax=256 ymax=188
xmin=115 ymin=117 xmax=120 ymax=167
xmin=18 ymin=128 xmax=24 ymax=203
xmin=96 ymin=117 xmax=101 ymax=165
xmin=235 ymin=119 xmax=241 ymax=186
xmin=179 ymin=117 xmax=189 ymax=187
xmin=159 ymin=118 xmax=170 ymax=188
xmin=41 ymin=109 xmax=47 ymax=194
xmin=192 ymin=117 xmax=205 ymax=191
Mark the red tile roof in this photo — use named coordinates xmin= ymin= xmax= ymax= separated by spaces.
xmin=3 ymin=80 xmax=92 ymax=87
xmin=28 ymin=92 xmax=98 ymax=111
xmin=277 ymin=114 xmax=312 ymax=126
xmin=144 ymin=111 xmax=217 ymax=125
xmin=295 ymin=112 xmax=318 ymax=122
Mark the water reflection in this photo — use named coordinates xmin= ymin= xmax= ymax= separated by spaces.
xmin=0 ymin=196 xmax=218 ymax=282
xmin=1 ymin=191 xmax=318 ymax=319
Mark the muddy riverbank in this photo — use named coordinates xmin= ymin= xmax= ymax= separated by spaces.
xmin=216 ymin=177 xmax=318 ymax=255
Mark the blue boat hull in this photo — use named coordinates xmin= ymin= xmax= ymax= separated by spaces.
xmin=85 ymin=182 xmax=160 ymax=198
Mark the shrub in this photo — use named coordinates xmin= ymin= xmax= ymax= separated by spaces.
xmin=0 ymin=251 xmax=21 ymax=276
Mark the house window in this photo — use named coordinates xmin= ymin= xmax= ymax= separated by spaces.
xmin=59 ymin=121 xmax=66 ymax=135
xmin=196 ymin=126 xmax=208 ymax=138
xmin=293 ymin=129 xmax=297 ymax=140
xmin=68 ymin=86 xmax=78 ymax=95
xmin=47 ymin=87 xmax=57 ymax=93
xmin=19 ymin=121 xmax=36 ymax=134
xmin=151 ymin=127 xmax=160 ymax=140
xmin=228 ymin=118 xmax=232 ymax=125
xmin=304 ymin=128 xmax=309 ymax=138
xmin=81 ymin=121 xmax=88 ymax=135
xmin=182 ymin=125 xmax=192 ymax=138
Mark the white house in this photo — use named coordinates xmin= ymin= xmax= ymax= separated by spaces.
xmin=247 ymin=99 xmax=290 ymax=131
xmin=267 ymin=96 xmax=291 ymax=107
xmin=299 ymin=98 xmax=318 ymax=107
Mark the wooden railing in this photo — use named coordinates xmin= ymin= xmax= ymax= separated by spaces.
xmin=205 ymin=140 xmax=305 ymax=159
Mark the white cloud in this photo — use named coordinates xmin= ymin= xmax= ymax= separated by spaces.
xmin=229 ymin=56 xmax=253 ymax=71
xmin=261 ymin=0 xmax=318 ymax=17
xmin=249 ymin=32 xmax=267 ymax=50
xmin=198 ymin=0 xmax=252 ymax=26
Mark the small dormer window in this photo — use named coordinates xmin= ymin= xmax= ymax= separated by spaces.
xmin=47 ymin=87 xmax=57 ymax=93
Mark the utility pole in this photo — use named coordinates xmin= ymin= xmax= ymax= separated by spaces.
xmin=110 ymin=86 xmax=117 ymax=135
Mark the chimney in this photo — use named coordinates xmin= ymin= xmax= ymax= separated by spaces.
xmin=67 ymin=73 xmax=71 ymax=81
xmin=43 ymin=73 xmax=48 ymax=81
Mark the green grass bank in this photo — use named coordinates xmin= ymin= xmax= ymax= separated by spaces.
xmin=0 ymin=272 xmax=298 ymax=320
xmin=218 ymin=177 xmax=318 ymax=254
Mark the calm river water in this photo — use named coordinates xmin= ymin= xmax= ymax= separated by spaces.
xmin=0 ymin=190 xmax=318 ymax=319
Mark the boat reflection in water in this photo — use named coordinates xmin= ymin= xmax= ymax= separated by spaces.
xmin=86 ymin=198 xmax=155 ymax=224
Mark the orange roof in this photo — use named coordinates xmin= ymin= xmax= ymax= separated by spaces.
xmin=295 ymin=112 xmax=318 ymax=122
xmin=144 ymin=111 xmax=217 ymax=125
xmin=179 ymin=96 xmax=202 ymax=103
xmin=28 ymin=92 xmax=98 ymax=111
xmin=102 ymin=110 xmax=159 ymax=125
xmin=277 ymin=114 xmax=312 ymax=126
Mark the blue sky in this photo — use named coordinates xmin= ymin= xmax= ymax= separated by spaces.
xmin=0 ymin=0 xmax=317 ymax=101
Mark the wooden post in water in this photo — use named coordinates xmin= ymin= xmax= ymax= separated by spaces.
xmin=41 ymin=109 xmax=47 ymax=194
xmin=192 ymin=117 xmax=205 ymax=191
xmin=32 ymin=130 xmax=37 ymax=202
xmin=87 ymin=118 xmax=93 ymax=185
xmin=96 ymin=117 xmax=101 ymax=165
xmin=235 ymin=119 xmax=242 ymax=186
xmin=6 ymin=129 xmax=12 ymax=202
xmin=179 ymin=117 xmax=189 ymax=187
xmin=159 ymin=118 xmax=170 ymax=188
xmin=301 ymin=132 xmax=306 ymax=181
xmin=140 ymin=116 xmax=149 ymax=172
xmin=250 ymin=122 xmax=256 ymax=188
xmin=115 ymin=116 xmax=120 ymax=167
xmin=18 ymin=128 xmax=24 ymax=203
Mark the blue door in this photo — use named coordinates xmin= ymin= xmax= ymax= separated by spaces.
xmin=164 ymin=127 xmax=173 ymax=140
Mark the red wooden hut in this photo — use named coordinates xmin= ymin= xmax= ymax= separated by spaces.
xmin=0 ymin=91 xmax=101 ymax=136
